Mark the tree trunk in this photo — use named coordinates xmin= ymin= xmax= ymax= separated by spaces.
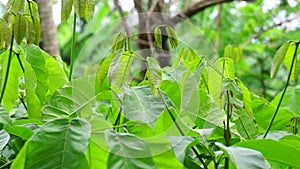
xmin=35 ymin=0 xmax=60 ymax=56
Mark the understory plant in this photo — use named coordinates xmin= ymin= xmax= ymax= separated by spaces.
xmin=0 ymin=0 xmax=299 ymax=169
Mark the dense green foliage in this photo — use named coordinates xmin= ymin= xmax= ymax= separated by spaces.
xmin=0 ymin=0 xmax=300 ymax=169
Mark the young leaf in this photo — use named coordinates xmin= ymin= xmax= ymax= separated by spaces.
xmin=74 ymin=0 xmax=87 ymax=19
xmin=28 ymin=1 xmax=40 ymax=44
xmin=111 ymin=32 xmax=127 ymax=52
xmin=61 ymin=0 xmax=74 ymax=21
xmin=154 ymin=27 xmax=162 ymax=48
xmin=216 ymin=142 xmax=270 ymax=169
xmin=284 ymin=42 xmax=298 ymax=81
xmin=1 ymin=20 xmax=12 ymax=48
xmin=10 ymin=0 xmax=25 ymax=13
xmin=270 ymin=41 xmax=289 ymax=79
xmin=11 ymin=118 xmax=91 ymax=169
xmin=115 ymin=51 xmax=134 ymax=87
xmin=14 ymin=14 xmax=27 ymax=44
xmin=97 ymin=53 xmax=115 ymax=85
xmin=147 ymin=57 xmax=162 ymax=95
xmin=165 ymin=26 xmax=178 ymax=48
xmin=25 ymin=17 xmax=36 ymax=45
xmin=105 ymin=129 xmax=156 ymax=169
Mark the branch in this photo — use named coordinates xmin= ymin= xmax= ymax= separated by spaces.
xmin=170 ymin=0 xmax=255 ymax=25
xmin=242 ymin=12 xmax=300 ymax=48
xmin=114 ymin=0 xmax=131 ymax=35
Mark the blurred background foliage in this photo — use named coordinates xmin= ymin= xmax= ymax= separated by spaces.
xmin=1 ymin=0 xmax=299 ymax=99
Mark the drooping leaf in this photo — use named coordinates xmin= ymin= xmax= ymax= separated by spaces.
xmin=122 ymin=85 xmax=165 ymax=127
xmin=208 ymin=58 xmax=235 ymax=107
xmin=28 ymin=1 xmax=40 ymax=44
xmin=270 ymin=41 xmax=290 ymax=79
xmin=115 ymin=51 xmax=134 ymax=87
xmin=154 ymin=27 xmax=162 ymax=48
xmin=224 ymin=45 xmax=242 ymax=62
xmin=236 ymin=79 xmax=253 ymax=117
xmin=105 ymin=129 xmax=156 ymax=169
xmin=0 ymin=20 xmax=4 ymax=48
xmin=97 ymin=53 xmax=115 ymax=85
xmin=108 ymin=51 xmax=122 ymax=83
xmin=14 ymin=14 xmax=27 ymax=44
xmin=236 ymin=139 xmax=300 ymax=168
xmin=42 ymin=76 xmax=98 ymax=121
xmin=111 ymin=32 xmax=126 ymax=52
xmin=25 ymin=17 xmax=36 ymax=45
xmin=11 ymin=118 xmax=91 ymax=169
xmin=283 ymin=42 xmax=298 ymax=81
xmin=147 ymin=57 xmax=162 ymax=95
xmin=1 ymin=19 xmax=12 ymax=48
xmin=216 ymin=142 xmax=270 ymax=169
xmin=0 ymin=130 xmax=10 ymax=151
xmin=74 ymin=0 xmax=87 ymax=18
xmin=61 ymin=0 xmax=74 ymax=21
xmin=10 ymin=0 xmax=25 ymax=13
xmin=165 ymin=26 xmax=178 ymax=48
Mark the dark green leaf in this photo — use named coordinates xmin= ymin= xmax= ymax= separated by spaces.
xmin=1 ymin=20 xmax=12 ymax=48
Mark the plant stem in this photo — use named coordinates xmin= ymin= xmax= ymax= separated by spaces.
xmin=15 ymin=52 xmax=24 ymax=73
xmin=69 ymin=14 xmax=77 ymax=81
xmin=224 ymin=91 xmax=232 ymax=169
xmin=263 ymin=42 xmax=299 ymax=138
xmin=0 ymin=34 xmax=14 ymax=104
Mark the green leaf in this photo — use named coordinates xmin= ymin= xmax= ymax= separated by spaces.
xmin=11 ymin=118 xmax=91 ymax=169
xmin=23 ymin=60 xmax=42 ymax=119
xmin=97 ymin=53 xmax=115 ymax=85
xmin=154 ymin=27 xmax=162 ymax=48
xmin=234 ymin=109 xmax=258 ymax=140
xmin=165 ymin=26 xmax=178 ymax=48
xmin=42 ymin=76 xmax=98 ymax=121
xmin=252 ymin=96 xmax=296 ymax=131
xmin=105 ymin=129 xmax=156 ymax=169
xmin=0 ymin=20 xmax=4 ymax=48
xmin=0 ymin=51 xmax=23 ymax=111
xmin=208 ymin=58 xmax=235 ymax=107
xmin=10 ymin=0 xmax=25 ymax=13
xmin=147 ymin=57 xmax=162 ymax=95
xmin=122 ymin=85 xmax=165 ymax=127
xmin=216 ymin=142 xmax=270 ymax=169
xmin=1 ymin=19 xmax=12 ymax=48
xmin=0 ymin=106 xmax=13 ymax=127
xmin=271 ymin=85 xmax=300 ymax=116
xmin=4 ymin=125 xmax=34 ymax=140
xmin=236 ymin=139 xmax=300 ymax=168
xmin=115 ymin=51 xmax=134 ymax=87
xmin=0 ymin=130 xmax=10 ymax=150
xmin=25 ymin=17 xmax=36 ymax=45
xmin=224 ymin=45 xmax=243 ymax=62
xmin=236 ymin=79 xmax=253 ymax=117
xmin=46 ymin=57 xmax=68 ymax=94
xmin=111 ymin=32 xmax=126 ymax=52
xmin=87 ymin=139 xmax=108 ymax=169
xmin=270 ymin=41 xmax=290 ymax=79
xmin=28 ymin=1 xmax=40 ymax=44
xmin=74 ymin=0 xmax=87 ymax=18
xmin=166 ymin=136 xmax=194 ymax=163
xmin=61 ymin=0 xmax=73 ymax=21
xmin=14 ymin=14 xmax=27 ymax=44
xmin=283 ymin=42 xmax=298 ymax=81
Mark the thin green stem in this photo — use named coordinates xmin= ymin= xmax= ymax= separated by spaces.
xmin=69 ymin=14 xmax=77 ymax=81
xmin=0 ymin=34 xmax=14 ymax=104
xmin=263 ymin=42 xmax=299 ymax=138
xmin=15 ymin=52 xmax=24 ymax=73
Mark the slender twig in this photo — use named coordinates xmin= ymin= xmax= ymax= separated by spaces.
xmin=15 ymin=52 xmax=24 ymax=73
xmin=0 ymin=34 xmax=14 ymax=104
xmin=19 ymin=96 xmax=28 ymax=110
xmin=263 ymin=42 xmax=299 ymax=138
xmin=69 ymin=14 xmax=77 ymax=81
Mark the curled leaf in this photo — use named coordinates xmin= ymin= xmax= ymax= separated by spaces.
xmin=165 ymin=26 xmax=178 ymax=48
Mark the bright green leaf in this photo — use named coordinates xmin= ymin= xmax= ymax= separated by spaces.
xmin=270 ymin=41 xmax=290 ymax=79
xmin=61 ymin=0 xmax=74 ymax=21
xmin=154 ymin=27 xmax=162 ymax=48
xmin=284 ymin=42 xmax=298 ymax=81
